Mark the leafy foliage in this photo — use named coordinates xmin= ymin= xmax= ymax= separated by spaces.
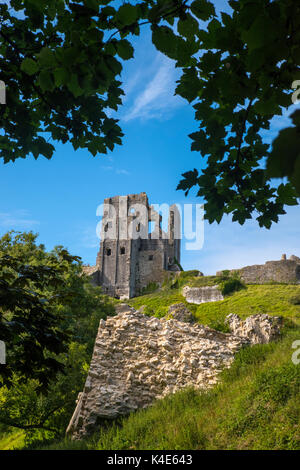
xmin=0 ymin=231 xmax=116 ymax=440
xmin=0 ymin=0 xmax=189 ymax=162
xmin=0 ymin=0 xmax=299 ymax=227
xmin=0 ymin=232 xmax=81 ymax=388
xmin=174 ymin=0 xmax=300 ymax=228
xmin=267 ymin=110 xmax=300 ymax=195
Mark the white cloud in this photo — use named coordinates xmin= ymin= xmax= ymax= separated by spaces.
xmin=116 ymin=168 xmax=130 ymax=175
xmin=123 ymin=55 xmax=184 ymax=122
xmin=80 ymin=226 xmax=99 ymax=249
xmin=101 ymin=165 xmax=130 ymax=176
xmin=0 ymin=210 xmax=39 ymax=229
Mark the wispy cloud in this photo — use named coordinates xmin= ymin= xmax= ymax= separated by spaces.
xmin=101 ymin=162 xmax=131 ymax=176
xmin=0 ymin=210 xmax=39 ymax=229
xmin=123 ymin=55 xmax=184 ymax=122
xmin=116 ymin=168 xmax=130 ymax=175
xmin=80 ymin=226 xmax=99 ymax=249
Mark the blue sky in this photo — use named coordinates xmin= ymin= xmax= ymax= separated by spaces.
xmin=0 ymin=5 xmax=299 ymax=275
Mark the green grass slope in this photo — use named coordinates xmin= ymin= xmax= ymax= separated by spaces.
xmin=129 ymin=272 xmax=300 ymax=332
xmin=2 ymin=273 xmax=300 ymax=450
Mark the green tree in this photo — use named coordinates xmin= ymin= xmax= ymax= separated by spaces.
xmin=0 ymin=0 xmax=187 ymax=162
xmin=0 ymin=231 xmax=115 ymax=439
xmin=0 ymin=231 xmax=81 ymax=388
xmin=174 ymin=0 xmax=300 ymax=228
xmin=0 ymin=0 xmax=299 ymax=227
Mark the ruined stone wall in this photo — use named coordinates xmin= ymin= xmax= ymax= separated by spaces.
xmin=84 ymin=192 xmax=181 ymax=298
xmin=82 ymin=266 xmax=99 ymax=286
xmin=136 ymin=239 xmax=175 ymax=292
xmin=237 ymin=259 xmax=300 ymax=284
xmin=67 ymin=305 xmax=281 ymax=440
xmin=217 ymin=255 xmax=300 ymax=285
xmin=182 ymin=286 xmax=224 ymax=304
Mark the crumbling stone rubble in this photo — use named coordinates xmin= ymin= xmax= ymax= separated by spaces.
xmin=226 ymin=313 xmax=282 ymax=344
xmin=167 ymin=303 xmax=194 ymax=323
xmin=67 ymin=305 xmax=281 ymax=440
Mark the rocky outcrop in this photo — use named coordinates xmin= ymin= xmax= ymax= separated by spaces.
xmin=167 ymin=303 xmax=194 ymax=323
xmin=67 ymin=305 xmax=282 ymax=440
xmin=226 ymin=313 xmax=282 ymax=344
xmin=182 ymin=285 xmax=224 ymax=304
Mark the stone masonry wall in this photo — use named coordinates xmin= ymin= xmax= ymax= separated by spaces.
xmin=217 ymin=255 xmax=300 ymax=284
xmin=182 ymin=285 xmax=224 ymax=304
xmin=67 ymin=305 xmax=281 ymax=440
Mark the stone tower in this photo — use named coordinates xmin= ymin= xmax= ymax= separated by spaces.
xmin=83 ymin=192 xmax=181 ymax=299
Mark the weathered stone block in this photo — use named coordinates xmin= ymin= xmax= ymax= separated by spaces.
xmin=182 ymin=285 xmax=224 ymax=304
xmin=225 ymin=313 xmax=282 ymax=344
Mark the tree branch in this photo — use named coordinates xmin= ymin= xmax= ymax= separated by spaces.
xmin=0 ymin=418 xmax=59 ymax=435
xmin=0 ymin=404 xmax=64 ymax=436
xmin=106 ymin=0 xmax=190 ymax=43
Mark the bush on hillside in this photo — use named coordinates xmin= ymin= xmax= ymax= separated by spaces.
xmin=289 ymin=294 xmax=300 ymax=305
xmin=219 ymin=277 xmax=246 ymax=296
xmin=139 ymin=282 xmax=159 ymax=295
xmin=0 ymin=231 xmax=115 ymax=445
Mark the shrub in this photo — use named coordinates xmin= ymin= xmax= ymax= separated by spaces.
xmin=139 ymin=282 xmax=159 ymax=295
xmin=220 ymin=277 xmax=246 ymax=296
xmin=289 ymin=295 xmax=300 ymax=305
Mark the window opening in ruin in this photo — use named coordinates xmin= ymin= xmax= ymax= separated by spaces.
xmin=120 ymin=247 xmax=125 ymax=254
xmin=106 ymin=248 xmax=111 ymax=256
xmin=104 ymin=221 xmax=112 ymax=232
xmin=149 ymin=255 xmax=153 ymax=261
xmin=136 ymin=223 xmax=140 ymax=232
xmin=148 ymin=221 xmax=155 ymax=234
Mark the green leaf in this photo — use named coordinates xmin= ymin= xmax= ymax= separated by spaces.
xmin=67 ymin=74 xmax=83 ymax=97
xmin=115 ymin=3 xmax=138 ymax=26
xmin=37 ymin=47 xmax=56 ymax=68
xmin=277 ymin=183 xmax=298 ymax=206
xmin=84 ymin=0 xmax=99 ymax=11
xmin=191 ymin=0 xmax=215 ymax=21
xmin=38 ymin=71 xmax=54 ymax=92
xmin=116 ymin=39 xmax=134 ymax=60
xmin=152 ymin=25 xmax=179 ymax=60
xmin=267 ymin=113 xmax=300 ymax=196
xmin=177 ymin=13 xmax=199 ymax=39
xmin=175 ymin=67 xmax=200 ymax=102
xmin=21 ymin=58 xmax=38 ymax=75
xmin=54 ymin=67 xmax=69 ymax=87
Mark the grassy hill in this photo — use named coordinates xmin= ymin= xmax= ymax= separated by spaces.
xmin=1 ymin=272 xmax=300 ymax=450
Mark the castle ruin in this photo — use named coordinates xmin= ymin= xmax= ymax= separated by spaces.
xmin=83 ymin=192 xmax=181 ymax=299
xmin=217 ymin=254 xmax=300 ymax=284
